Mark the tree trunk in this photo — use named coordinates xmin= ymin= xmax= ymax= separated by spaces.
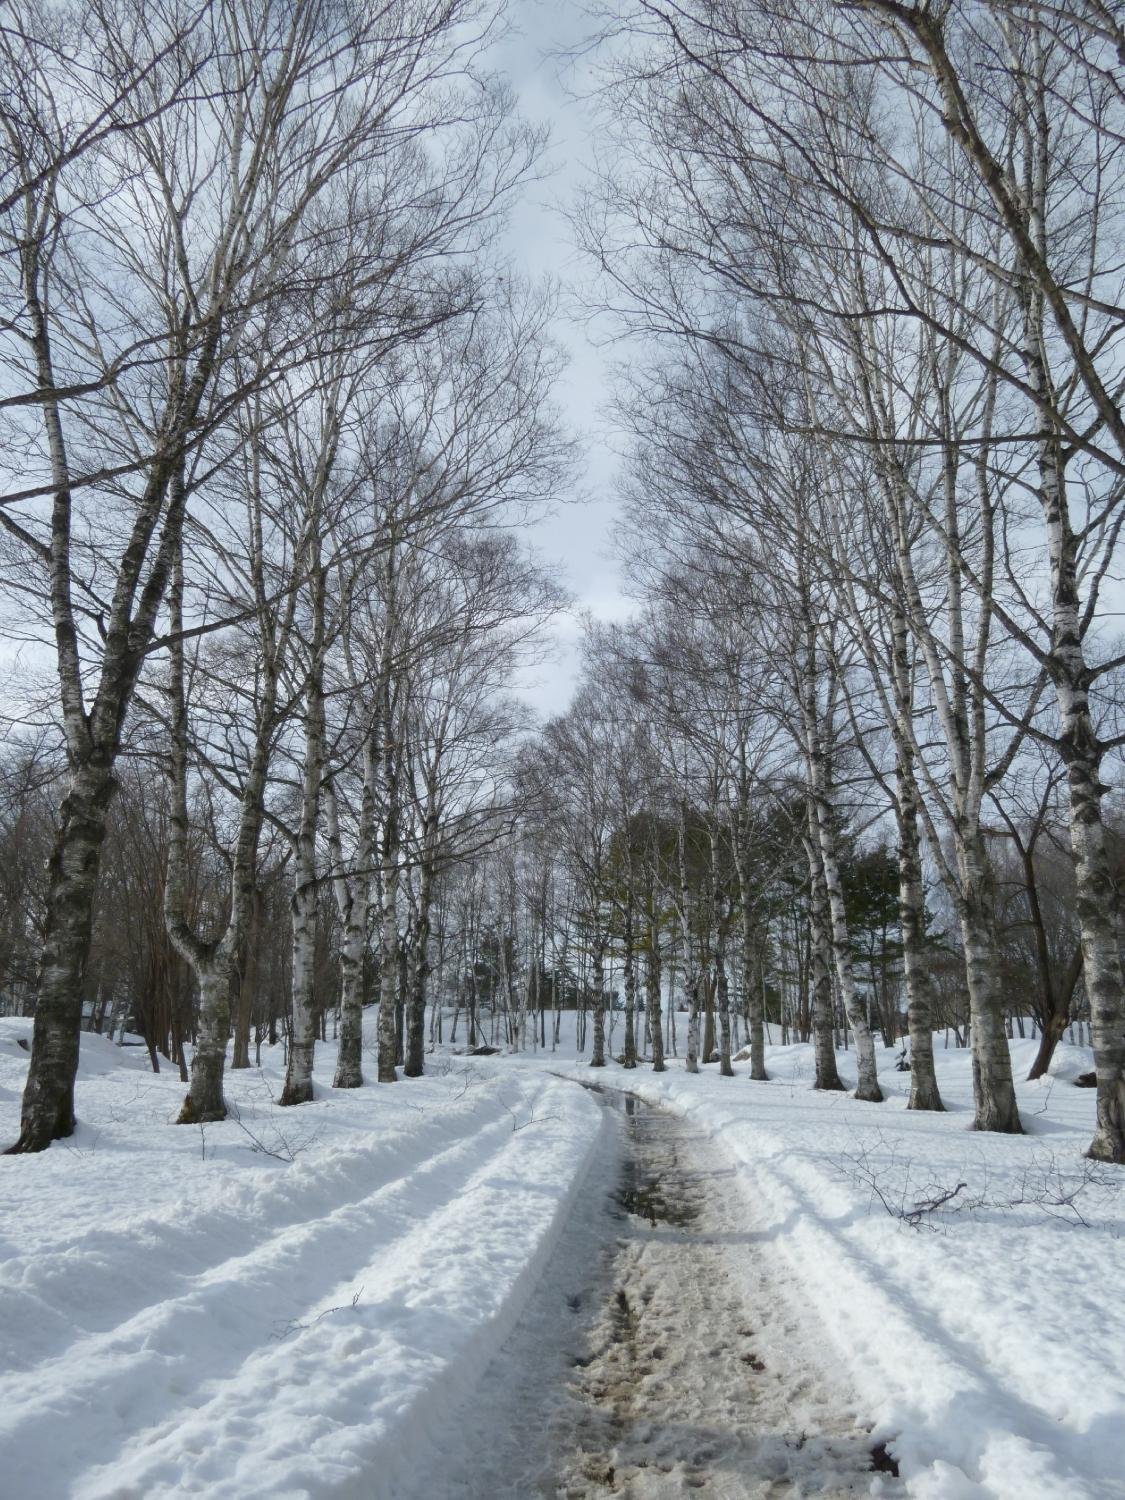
xmin=404 ymin=857 xmax=434 ymax=1078
xmin=589 ymin=939 xmax=607 ymax=1067
xmin=744 ymin=939 xmax=766 ymax=1080
xmin=6 ymin=759 xmax=115 ymax=1151
xmin=280 ymin=877 xmax=318 ymax=1106
xmin=8 ymin=270 xmax=204 ymax=1152
xmin=328 ymin=735 xmax=377 ymax=1089
xmin=895 ymin=733 xmax=944 ymax=1111
xmin=377 ymin=733 xmax=400 ymax=1082
xmin=1058 ymin=714 xmax=1125 ymax=1157
xmin=622 ymin=903 xmax=637 ymax=1068
xmin=685 ymin=967 xmax=701 ymax=1074
xmin=394 ymin=942 xmax=408 ymax=1066
xmin=702 ymin=986 xmax=716 ymax=1064
xmin=736 ymin=837 xmax=767 ymax=1079
xmin=1011 ymin=192 xmax=1124 ymax=1152
xmin=957 ymin=832 xmax=1022 ymax=1134
xmin=810 ymin=782 xmax=882 ymax=1101
xmin=280 ymin=568 xmax=326 ymax=1109
xmin=164 ymin=538 xmax=272 ymax=1126
xmin=801 ymin=615 xmax=882 ymax=1102
xmin=666 ymin=942 xmax=677 ymax=1057
xmin=1035 ymin=442 xmax=1125 ymax=1152
xmin=231 ymin=891 xmax=261 ymax=1070
xmin=807 ymin=827 xmax=845 ymax=1092
xmin=378 ymin=895 xmax=400 ymax=1083
xmin=676 ymin=809 xmax=700 ymax=1075
xmin=335 ymin=940 xmax=365 ymax=1088
xmin=716 ymin=957 xmax=733 ymax=1076
xmin=180 ymin=968 xmax=231 ymax=1124
xmin=646 ymin=896 xmax=665 ymax=1072
xmin=1028 ymin=1006 xmax=1068 ymax=1082
xmin=404 ymin=962 xmax=426 ymax=1077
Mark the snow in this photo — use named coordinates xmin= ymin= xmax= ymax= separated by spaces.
xmin=0 ymin=1018 xmax=604 ymax=1499
xmin=408 ymin=1087 xmax=894 ymax=1498
xmin=538 ymin=1030 xmax=1125 ymax=1500
xmin=1 ymin=1014 xmax=1121 ymax=1499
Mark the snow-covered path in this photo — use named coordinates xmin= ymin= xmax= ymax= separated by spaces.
xmin=405 ymin=1088 xmax=889 ymax=1498
xmin=4 ymin=1021 xmax=1121 ymax=1498
xmin=0 ymin=1030 xmax=607 ymax=1500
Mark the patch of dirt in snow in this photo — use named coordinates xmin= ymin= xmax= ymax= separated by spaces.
xmin=403 ymin=1091 xmax=895 ymax=1499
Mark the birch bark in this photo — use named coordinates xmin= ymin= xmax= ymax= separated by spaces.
xmin=1013 ymin=84 xmax=1125 ymax=1157
xmin=889 ymin=612 xmax=944 ymax=1112
xmin=805 ymin=806 xmax=845 ymax=1093
xmin=800 ymin=613 xmax=882 ymax=1101
xmin=622 ymin=901 xmax=638 ymax=1068
xmin=279 ymin=563 xmax=327 ymax=1107
xmin=838 ymin=316 xmax=1023 ymax=1133
xmin=589 ymin=930 xmax=608 ymax=1067
xmin=678 ymin=809 xmax=701 ymax=1074
xmin=645 ymin=858 xmax=666 ymax=1071
xmin=734 ymin=777 xmax=768 ymax=1080
xmin=164 ymin=536 xmax=281 ymax=1124
xmin=326 ymin=730 xmax=377 ymax=1088
xmin=404 ymin=837 xmax=436 ymax=1077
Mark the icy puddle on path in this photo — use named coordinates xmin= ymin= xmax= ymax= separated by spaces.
xmin=402 ymin=1087 xmax=898 ymax=1500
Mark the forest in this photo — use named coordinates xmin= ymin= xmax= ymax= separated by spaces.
xmin=1 ymin=2 xmax=1123 ymax=1498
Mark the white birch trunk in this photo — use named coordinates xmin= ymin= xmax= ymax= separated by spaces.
xmin=955 ymin=828 xmax=1021 ymax=1133
xmin=1017 ymin=169 xmax=1125 ymax=1157
xmin=280 ymin=565 xmax=327 ymax=1108
xmin=164 ymin=541 xmax=276 ymax=1125
xmin=327 ymin=731 xmax=378 ymax=1089
xmin=677 ymin=809 xmax=701 ymax=1074
xmin=645 ymin=867 xmax=666 ymax=1071
xmin=735 ymin=792 xmax=767 ymax=1081
xmin=801 ymin=631 xmax=882 ymax=1102
xmin=589 ymin=937 xmax=607 ymax=1067
xmin=622 ymin=901 xmax=638 ymax=1069
xmin=889 ymin=610 xmax=944 ymax=1112
xmin=404 ymin=844 xmax=435 ymax=1078
xmin=805 ymin=807 xmax=844 ymax=1093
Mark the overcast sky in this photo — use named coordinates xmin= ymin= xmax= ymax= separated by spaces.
xmin=495 ymin=1 xmax=630 ymax=719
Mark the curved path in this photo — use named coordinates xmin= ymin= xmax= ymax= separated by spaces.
xmin=402 ymin=1087 xmax=897 ymax=1498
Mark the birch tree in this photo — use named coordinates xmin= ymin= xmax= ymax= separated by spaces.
xmin=3 ymin=0 xmax=522 ymax=1151
xmin=607 ymin=0 xmax=1125 ymax=1154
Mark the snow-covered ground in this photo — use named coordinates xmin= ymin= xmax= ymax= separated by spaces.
xmin=540 ymin=1031 xmax=1124 ymax=1500
xmin=0 ymin=1019 xmax=604 ymax=1499
xmin=1 ymin=1014 xmax=1121 ymax=1499
xmin=409 ymin=1085 xmax=894 ymax=1499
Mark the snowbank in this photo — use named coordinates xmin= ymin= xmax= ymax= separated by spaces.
xmin=544 ymin=1035 xmax=1124 ymax=1500
xmin=0 ymin=1020 xmax=604 ymax=1499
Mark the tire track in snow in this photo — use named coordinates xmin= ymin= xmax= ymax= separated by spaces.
xmin=0 ymin=1086 xmax=541 ymax=1499
xmin=69 ymin=1073 xmax=604 ymax=1499
xmin=0 ymin=1081 xmax=507 ymax=1372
